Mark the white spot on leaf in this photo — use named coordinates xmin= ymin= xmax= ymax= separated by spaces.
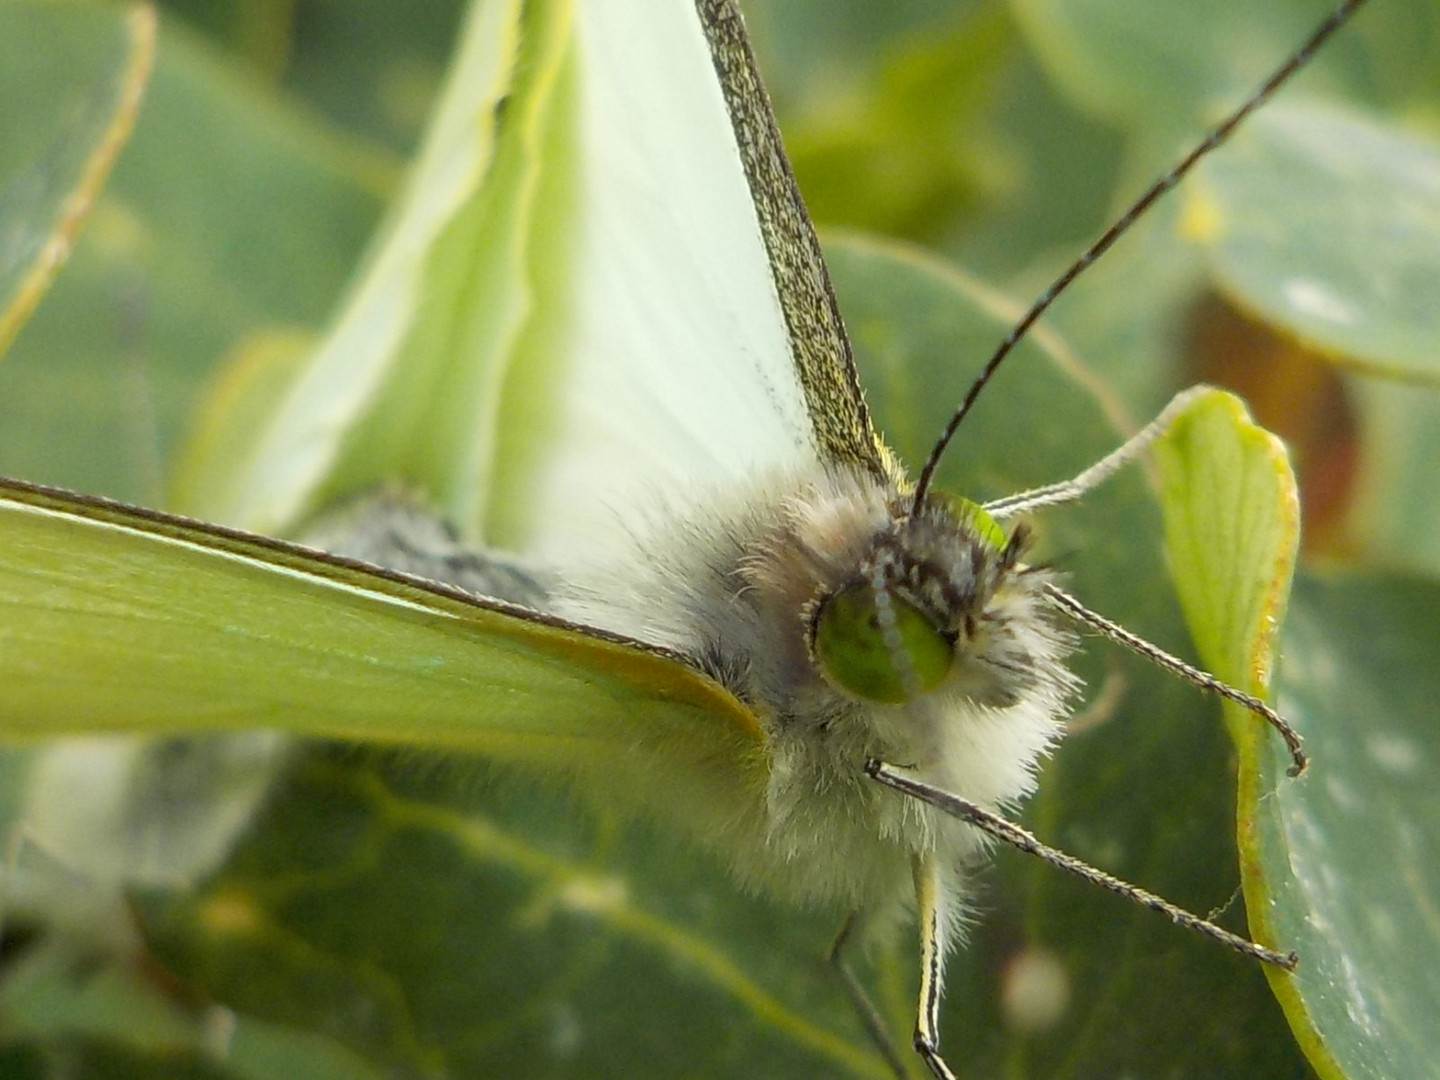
xmin=1366 ymin=731 xmax=1421 ymax=776
xmin=1281 ymin=278 xmax=1359 ymax=326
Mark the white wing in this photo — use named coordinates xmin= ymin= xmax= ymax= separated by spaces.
xmin=184 ymin=0 xmax=841 ymax=565
xmin=494 ymin=0 xmax=821 ymax=560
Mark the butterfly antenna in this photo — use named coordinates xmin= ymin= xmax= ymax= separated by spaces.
xmin=908 ymin=0 xmax=1369 ymax=514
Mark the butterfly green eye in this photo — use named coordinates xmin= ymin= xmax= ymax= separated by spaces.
xmin=811 ymin=581 xmax=954 ymax=704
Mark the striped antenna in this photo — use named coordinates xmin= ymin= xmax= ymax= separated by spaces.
xmin=908 ymin=0 xmax=1369 ymax=513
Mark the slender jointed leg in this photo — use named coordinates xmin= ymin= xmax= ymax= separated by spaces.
xmin=829 ymin=913 xmax=911 ymax=1080
xmin=1042 ymin=583 xmax=1307 ymax=776
xmin=868 ymin=760 xmax=1298 ymax=970
xmin=912 ymin=854 xmax=959 ymax=1080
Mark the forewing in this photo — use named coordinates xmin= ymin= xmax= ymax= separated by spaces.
xmin=0 ymin=477 xmax=764 ymax=837
xmin=498 ymin=0 xmax=887 ymax=559
xmin=177 ymin=0 xmax=884 ymax=564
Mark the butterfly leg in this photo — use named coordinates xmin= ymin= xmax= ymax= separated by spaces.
xmin=828 ymin=913 xmax=910 ymax=1080
xmin=912 ymin=853 xmax=959 ymax=1080
xmin=1041 ymin=584 xmax=1307 ymax=775
xmin=868 ymin=760 xmax=1299 ymax=970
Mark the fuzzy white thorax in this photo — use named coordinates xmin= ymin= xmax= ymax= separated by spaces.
xmin=555 ymin=463 xmax=1079 ymax=924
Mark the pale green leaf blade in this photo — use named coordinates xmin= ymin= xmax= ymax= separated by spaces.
xmin=1260 ymin=573 xmax=1440 ymax=1080
xmin=1189 ymin=103 xmax=1440 ymax=383
xmin=1154 ymin=388 xmax=1299 ymax=704
xmin=0 ymin=1 xmax=154 ymax=358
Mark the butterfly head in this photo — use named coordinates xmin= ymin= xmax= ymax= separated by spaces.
xmin=807 ymin=492 xmax=1031 ymax=706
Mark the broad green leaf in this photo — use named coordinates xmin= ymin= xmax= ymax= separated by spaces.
xmin=0 ymin=1 xmax=154 ymax=358
xmin=1260 ymin=573 xmax=1440 ymax=1080
xmin=0 ymin=13 xmax=392 ymax=504
xmin=1188 ymin=103 xmax=1440 ymax=383
xmin=1348 ymin=378 xmax=1440 ymax=578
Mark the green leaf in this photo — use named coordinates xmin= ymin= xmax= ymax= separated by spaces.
xmin=1154 ymin=387 xmax=1299 ymax=702
xmin=1259 ymin=572 xmax=1440 ymax=1080
xmin=0 ymin=12 xmax=392 ymax=504
xmin=0 ymin=1 xmax=154 ymax=358
xmin=1189 ymin=103 xmax=1440 ymax=382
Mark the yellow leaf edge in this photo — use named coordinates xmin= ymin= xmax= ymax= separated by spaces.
xmin=0 ymin=4 xmax=157 ymax=359
xmin=1155 ymin=388 xmax=1344 ymax=1077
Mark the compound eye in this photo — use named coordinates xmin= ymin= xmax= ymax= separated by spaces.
xmin=811 ymin=581 xmax=954 ymax=704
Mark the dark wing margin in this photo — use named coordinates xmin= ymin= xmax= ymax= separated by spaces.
xmin=695 ymin=0 xmax=887 ymax=479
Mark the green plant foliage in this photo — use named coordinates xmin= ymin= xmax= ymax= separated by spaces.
xmin=0 ymin=2 xmax=152 ymax=357
xmin=0 ymin=3 xmax=393 ymax=504
xmin=1265 ymin=573 xmax=1440 ymax=1080
xmin=1192 ymin=103 xmax=1440 ymax=382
